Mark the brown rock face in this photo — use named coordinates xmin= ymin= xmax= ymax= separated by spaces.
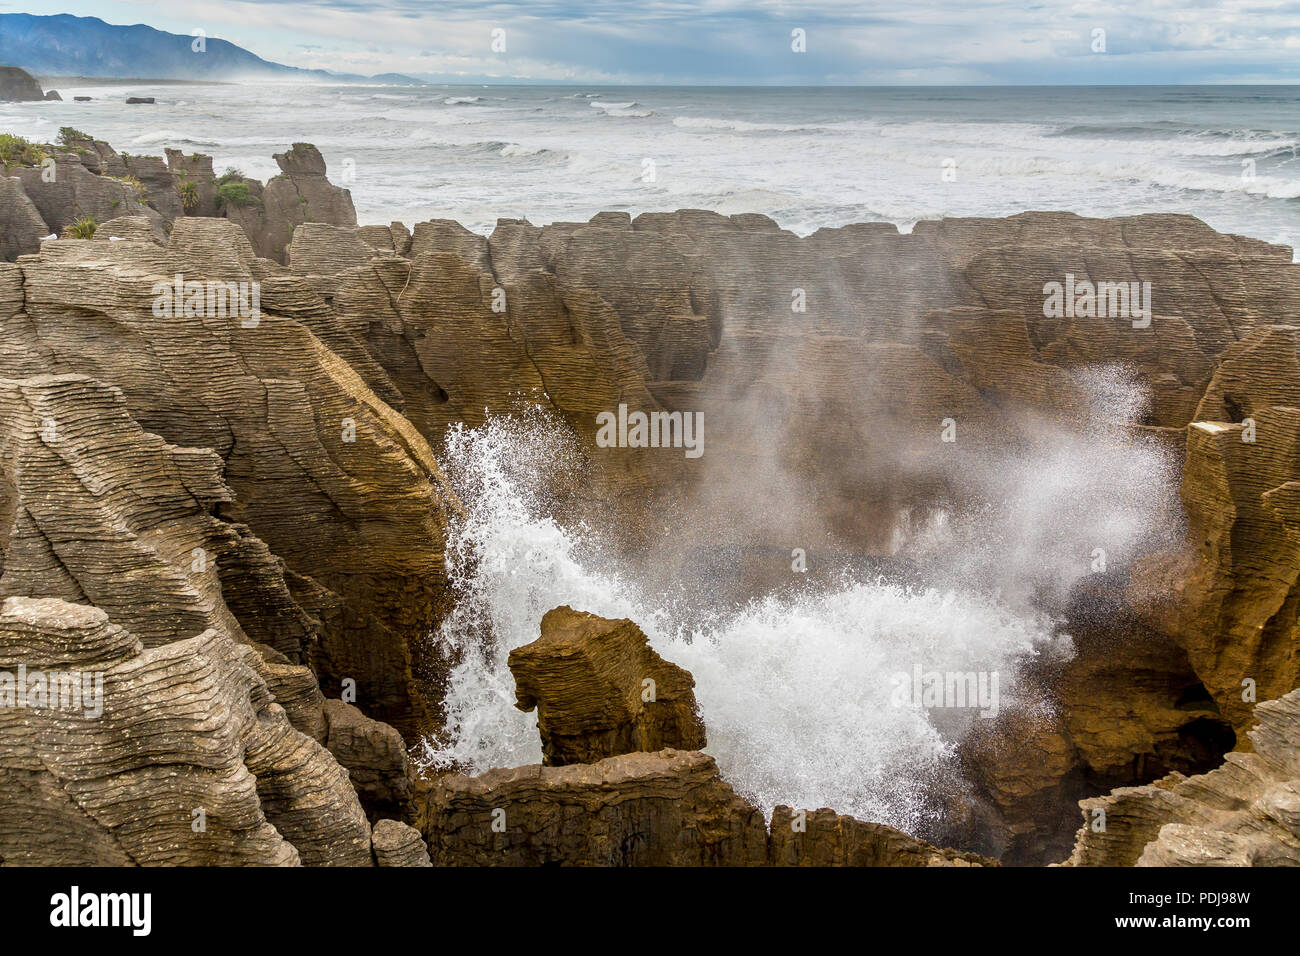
xmin=951 ymin=618 xmax=1236 ymax=865
xmin=1065 ymin=689 xmax=1300 ymax=866
xmin=0 ymin=220 xmax=457 ymax=736
xmin=768 ymin=806 xmax=993 ymax=866
xmin=508 ymin=606 xmax=706 ymax=765
xmin=0 ymin=597 xmax=372 ymax=866
xmin=425 ymin=749 xmax=769 ymax=866
xmin=232 ymin=144 xmax=357 ymax=263
xmin=1131 ymin=384 xmax=1300 ymax=736
xmin=371 ymin=819 xmax=431 ymax=866
xmin=322 ymin=698 xmax=416 ymax=821
xmin=0 ymin=177 xmax=47 ymax=259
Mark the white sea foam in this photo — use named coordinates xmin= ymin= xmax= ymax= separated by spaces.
xmin=5 ymin=83 xmax=1292 ymax=254
xmin=414 ymin=408 xmax=1147 ymax=832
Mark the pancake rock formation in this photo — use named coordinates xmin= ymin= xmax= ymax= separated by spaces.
xmin=0 ymin=131 xmax=1297 ymax=867
xmin=1065 ymin=689 xmax=1300 ymax=866
xmin=508 ymin=605 xmax=706 ymax=766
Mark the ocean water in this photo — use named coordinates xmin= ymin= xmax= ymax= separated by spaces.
xmin=3 ymin=83 xmax=1297 ymax=254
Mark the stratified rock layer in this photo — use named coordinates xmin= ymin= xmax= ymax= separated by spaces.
xmin=1 ymin=223 xmax=457 ymax=735
xmin=371 ymin=819 xmax=431 ymax=866
xmin=0 ymin=597 xmax=372 ymax=866
xmin=1065 ymin=689 xmax=1300 ymax=866
xmin=508 ymin=606 xmax=706 ymax=766
xmin=768 ymin=806 xmax=992 ymax=866
xmin=425 ymin=749 xmax=769 ymax=866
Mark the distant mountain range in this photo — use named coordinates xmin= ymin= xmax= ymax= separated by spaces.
xmin=0 ymin=13 xmax=423 ymax=83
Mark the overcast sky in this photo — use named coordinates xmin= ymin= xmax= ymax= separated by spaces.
xmin=12 ymin=0 xmax=1300 ymax=84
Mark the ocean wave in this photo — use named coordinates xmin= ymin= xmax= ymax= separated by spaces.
xmin=673 ymin=115 xmax=827 ymax=133
xmin=444 ymin=96 xmax=481 ymax=105
xmin=500 ymin=142 xmax=565 ymax=160
xmin=130 ymin=130 xmax=220 ymax=147
xmin=589 ymin=100 xmax=653 ymax=118
xmin=1025 ymin=123 xmax=1300 ymax=158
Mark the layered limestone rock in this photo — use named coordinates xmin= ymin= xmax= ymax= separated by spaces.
xmin=0 ymin=373 xmax=304 ymax=656
xmin=0 ymin=175 xmax=46 ymax=260
xmin=953 ymin=618 xmax=1236 ymax=865
xmin=0 ymin=370 xmax=373 ymax=748
xmin=229 ymin=144 xmax=357 ymax=263
xmin=322 ymin=698 xmax=416 ymax=821
xmin=14 ymin=156 xmax=161 ymax=238
xmin=1131 ymin=378 xmax=1300 ymax=736
xmin=0 ymin=597 xmax=373 ymax=866
xmin=92 ymin=214 xmax=165 ymax=243
xmin=2 ymin=131 xmax=1297 ymax=867
xmin=371 ymin=819 xmax=431 ymax=866
xmin=323 ymin=205 xmax=1297 ymax=562
xmin=425 ymin=749 xmax=997 ymax=866
xmin=166 ymin=148 xmax=220 ymax=217
xmin=508 ymin=606 xmax=705 ymax=766
xmin=424 ymin=605 xmax=991 ymax=866
xmin=1065 ymin=689 xmax=1300 ymax=866
xmin=425 ymin=749 xmax=769 ymax=866
xmin=768 ymin=806 xmax=993 ymax=866
xmin=0 ymin=223 xmax=457 ymax=735
xmin=122 ymin=153 xmax=183 ymax=223
xmin=61 ymin=135 xmax=128 ymax=178
xmin=288 ymin=221 xmax=378 ymax=276
xmin=0 ymin=138 xmax=356 ymax=269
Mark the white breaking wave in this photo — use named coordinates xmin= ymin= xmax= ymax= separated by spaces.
xmin=416 ymin=410 xmax=1074 ymax=833
xmin=6 ymin=83 xmax=1295 ymax=255
xmin=590 ymin=99 xmax=653 ymax=117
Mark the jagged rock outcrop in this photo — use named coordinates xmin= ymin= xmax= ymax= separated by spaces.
xmin=166 ymin=148 xmax=220 ymax=217
xmin=317 ymin=205 xmax=1297 ymax=560
xmin=0 ymin=176 xmax=47 ymax=259
xmin=371 ymin=819 xmax=431 ymax=866
xmin=424 ymin=604 xmax=990 ymax=866
xmin=1131 ymin=358 xmax=1300 ymax=736
xmin=57 ymin=135 xmax=126 ymax=178
xmin=768 ymin=806 xmax=994 ymax=866
xmin=425 ymin=749 xmax=770 ymax=865
xmin=14 ymin=155 xmax=160 ymax=237
xmin=322 ymin=699 xmax=416 ymax=821
xmin=1065 ymin=689 xmax=1300 ymax=866
xmin=0 ymin=597 xmax=373 ymax=866
xmin=508 ymin=606 xmax=706 ymax=766
xmin=122 ymin=153 xmax=182 ymax=223
xmin=230 ymin=144 xmax=356 ymax=263
xmin=0 ymin=222 xmax=457 ymax=736
xmin=0 ymin=372 xmax=304 ymax=657
xmin=951 ymin=619 xmax=1236 ymax=865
